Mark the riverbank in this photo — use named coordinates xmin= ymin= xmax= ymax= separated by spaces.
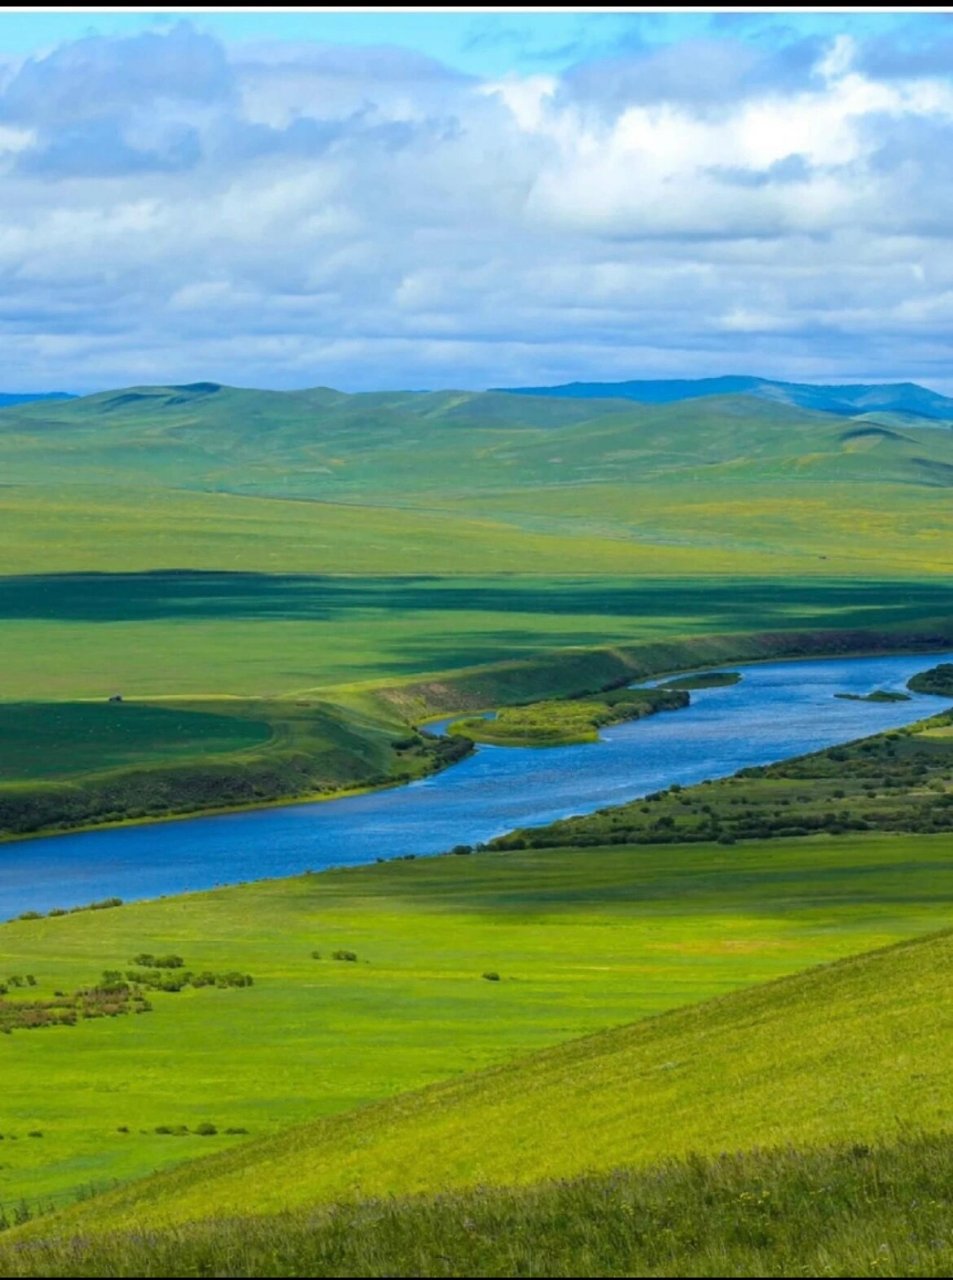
xmin=3 ymin=622 xmax=953 ymax=845
xmin=2 ymin=647 xmax=951 ymax=923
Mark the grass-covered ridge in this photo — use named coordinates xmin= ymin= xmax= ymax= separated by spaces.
xmin=18 ymin=921 xmax=953 ymax=1236
xmin=0 ymin=698 xmax=472 ymax=839
xmin=2 ymin=1135 xmax=951 ymax=1277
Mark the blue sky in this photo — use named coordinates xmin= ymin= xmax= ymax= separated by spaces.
xmin=0 ymin=8 xmax=952 ymax=392
xmin=2 ymin=10 xmax=944 ymax=77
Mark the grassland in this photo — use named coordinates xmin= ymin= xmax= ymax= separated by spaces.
xmin=1 ymin=1135 xmax=950 ymax=1277
xmin=4 ymin=581 xmax=953 ymax=837
xmin=2 ymin=384 xmax=953 ymax=834
xmin=3 ymin=384 xmax=953 ymax=1271
xmin=0 ymin=703 xmax=271 ymax=781
xmin=3 ymin=830 xmax=953 ymax=1211
xmin=11 ymin=913 xmax=953 ymax=1238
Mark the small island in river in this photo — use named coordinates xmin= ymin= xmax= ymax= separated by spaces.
xmin=835 ymin=690 xmax=911 ymax=703
xmin=450 ymin=686 xmax=689 ymax=746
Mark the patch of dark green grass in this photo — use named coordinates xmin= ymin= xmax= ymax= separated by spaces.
xmin=0 ymin=703 xmax=271 ymax=781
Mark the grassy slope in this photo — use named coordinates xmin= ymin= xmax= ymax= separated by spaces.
xmin=20 ymin=918 xmax=953 ymax=1236
xmin=3 ymin=1136 xmax=951 ymax=1278
xmin=3 ymin=832 xmax=953 ymax=1208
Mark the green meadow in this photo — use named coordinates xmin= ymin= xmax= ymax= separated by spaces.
xmin=3 ymin=831 xmax=953 ymax=1211
xmin=8 ymin=891 xmax=953 ymax=1243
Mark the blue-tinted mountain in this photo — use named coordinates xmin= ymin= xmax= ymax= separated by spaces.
xmin=498 ymin=376 xmax=953 ymax=423
xmin=0 ymin=392 xmax=75 ymax=408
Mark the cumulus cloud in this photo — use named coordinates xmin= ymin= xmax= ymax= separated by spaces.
xmin=0 ymin=20 xmax=952 ymax=392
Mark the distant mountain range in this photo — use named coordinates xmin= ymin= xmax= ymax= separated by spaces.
xmin=0 ymin=392 xmax=74 ymax=408
xmin=3 ymin=379 xmax=953 ymax=506
xmin=497 ymin=376 xmax=953 ymax=425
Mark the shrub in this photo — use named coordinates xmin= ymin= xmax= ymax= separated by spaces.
xmin=332 ymin=950 xmax=358 ymax=962
xmin=193 ymin=1122 xmax=217 ymax=1136
xmin=482 ymin=971 xmax=501 ymax=982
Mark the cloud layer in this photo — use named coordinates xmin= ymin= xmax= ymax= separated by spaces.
xmin=1 ymin=20 xmax=952 ymax=392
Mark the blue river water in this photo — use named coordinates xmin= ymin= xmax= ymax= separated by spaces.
xmin=2 ymin=650 xmax=952 ymax=919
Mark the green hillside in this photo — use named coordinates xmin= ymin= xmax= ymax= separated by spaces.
xmin=2 ymin=1136 xmax=950 ymax=1278
xmin=18 ymin=920 xmax=953 ymax=1237
xmin=4 ymin=385 xmax=953 ymax=509
xmin=3 ymin=828 xmax=953 ymax=1210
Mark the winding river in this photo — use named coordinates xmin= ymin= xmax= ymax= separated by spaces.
xmin=2 ymin=650 xmax=952 ymax=920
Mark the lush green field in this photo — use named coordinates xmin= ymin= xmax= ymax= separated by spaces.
xmin=3 ymin=832 xmax=953 ymax=1210
xmin=14 ymin=911 xmax=953 ymax=1238
xmin=0 ymin=703 xmax=272 ymax=781
xmin=3 ymin=1135 xmax=951 ymax=1277
xmin=5 ymin=573 xmax=953 ymax=707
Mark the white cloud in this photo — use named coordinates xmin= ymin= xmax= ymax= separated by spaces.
xmin=0 ymin=23 xmax=951 ymax=392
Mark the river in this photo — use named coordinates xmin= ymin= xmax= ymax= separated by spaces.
xmin=2 ymin=650 xmax=952 ymax=919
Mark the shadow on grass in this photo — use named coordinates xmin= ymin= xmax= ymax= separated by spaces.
xmin=2 ymin=572 xmax=953 ymax=627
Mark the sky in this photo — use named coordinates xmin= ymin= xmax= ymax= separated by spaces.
xmin=1 ymin=6 xmax=953 ymax=393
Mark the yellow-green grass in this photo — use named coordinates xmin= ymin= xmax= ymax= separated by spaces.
xmin=0 ymin=486 xmax=850 ymax=579
xmin=4 ymin=1136 xmax=953 ymax=1278
xmin=2 ymin=832 xmax=953 ymax=1210
xmin=18 ymin=904 xmax=953 ymax=1237
xmin=450 ymin=688 xmax=687 ymax=747
xmin=459 ymin=480 xmax=953 ymax=577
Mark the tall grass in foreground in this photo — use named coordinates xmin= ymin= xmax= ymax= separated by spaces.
xmin=3 ymin=1134 xmax=951 ymax=1278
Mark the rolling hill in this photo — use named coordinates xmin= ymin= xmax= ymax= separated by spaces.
xmin=3 ymin=383 xmax=953 ymax=506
